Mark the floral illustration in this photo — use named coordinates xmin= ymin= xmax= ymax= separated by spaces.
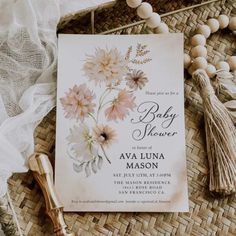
xmin=60 ymin=84 xmax=96 ymax=121
xmin=61 ymin=43 xmax=152 ymax=177
xmin=67 ymin=124 xmax=98 ymax=164
xmin=105 ymin=89 xmax=136 ymax=121
xmin=83 ymin=48 xmax=128 ymax=86
xmin=93 ymin=125 xmax=116 ymax=148
xmin=125 ymin=70 xmax=148 ymax=90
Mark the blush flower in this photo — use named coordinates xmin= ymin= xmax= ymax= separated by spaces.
xmin=105 ymin=89 xmax=136 ymax=121
xmin=83 ymin=48 xmax=128 ymax=86
xmin=125 ymin=69 xmax=148 ymax=90
xmin=93 ymin=125 xmax=116 ymax=147
xmin=67 ymin=124 xmax=97 ymax=162
xmin=60 ymin=84 xmax=96 ymax=121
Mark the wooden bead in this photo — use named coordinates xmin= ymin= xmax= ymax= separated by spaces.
xmin=227 ymin=56 xmax=236 ymax=71
xmin=216 ymin=61 xmax=230 ymax=72
xmin=154 ymin=22 xmax=169 ymax=34
xmin=184 ymin=54 xmax=191 ymax=69
xmin=207 ymin=18 xmax=220 ymax=33
xmin=188 ymin=65 xmax=195 ymax=75
xmin=218 ymin=15 xmax=229 ymax=29
xmin=196 ymin=25 xmax=211 ymax=38
xmin=146 ymin=13 xmax=161 ymax=28
xmin=190 ymin=34 xmax=206 ymax=46
xmin=192 ymin=57 xmax=208 ymax=69
xmin=229 ymin=16 xmax=236 ymax=31
xmin=206 ymin=64 xmax=216 ymax=78
xmin=191 ymin=45 xmax=207 ymax=58
xmin=126 ymin=0 xmax=142 ymax=8
xmin=137 ymin=2 xmax=153 ymax=19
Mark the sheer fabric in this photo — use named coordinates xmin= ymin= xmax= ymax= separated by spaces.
xmin=0 ymin=0 xmax=59 ymax=197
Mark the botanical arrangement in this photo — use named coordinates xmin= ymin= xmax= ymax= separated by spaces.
xmin=60 ymin=44 xmax=152 ymax=176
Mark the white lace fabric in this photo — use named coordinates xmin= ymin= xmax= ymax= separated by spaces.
xmin=0 ymin=0 xmax=59 ymax=197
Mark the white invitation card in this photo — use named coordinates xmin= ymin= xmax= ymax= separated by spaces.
xmin=56 ymin=34 xmax=188 ymax=212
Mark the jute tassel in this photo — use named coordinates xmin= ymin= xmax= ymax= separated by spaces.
xmin=192 ymin=69 xmax=236 ymax=195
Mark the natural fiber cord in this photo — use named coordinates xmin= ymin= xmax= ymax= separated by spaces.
xmin=193 ymin=69 xmax=236 ymax=195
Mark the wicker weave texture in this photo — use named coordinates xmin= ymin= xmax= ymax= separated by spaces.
xmin=58 ymin=0 xmax=211 ymax=34
xmin=7 ymin=0 xmax=236 ymax=235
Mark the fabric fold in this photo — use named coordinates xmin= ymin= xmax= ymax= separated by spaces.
xmin=0 ymin=0 xmax=59 ymax=197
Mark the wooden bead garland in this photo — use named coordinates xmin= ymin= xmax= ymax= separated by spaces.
xmin=126 ymin=1 xmax=167 ymax=34
xmin=182 ymin=16 xmax=236 ymax=195
xmin=186 ymin=18 xmax=236 ymax=195
xmin=181 ymin=16 xmax=236 ymax=195
xmin=185 ymin=15 xmax=236 ymax=80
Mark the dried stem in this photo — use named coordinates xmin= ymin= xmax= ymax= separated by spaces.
xmin=100 ymin=145 xmax=111 ymax=164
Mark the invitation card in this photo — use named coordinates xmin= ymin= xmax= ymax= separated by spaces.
xmin=56 ymin=34 xmax=188 ymax=212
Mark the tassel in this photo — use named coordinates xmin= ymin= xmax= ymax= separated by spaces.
xmin=214 ymin=70 xmax=236 ymax=124
xmin=192 ymin=69 xmax=236 ymax=195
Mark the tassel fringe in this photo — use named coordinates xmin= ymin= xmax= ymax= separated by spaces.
xmin=192 ymin=69 xmax=236 ymax=195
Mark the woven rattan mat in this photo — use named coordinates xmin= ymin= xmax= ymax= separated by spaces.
xmin=58 ymin=0 xmax=209 ymax=34
xmin=6 ymin=0 xmax=236 ymax=235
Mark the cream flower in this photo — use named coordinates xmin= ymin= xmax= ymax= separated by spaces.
xmin=105 ymin=89 xmax=136 ymax=121
xmin=60 ymin=84 xmax=96 ymax=121
xmin=125 ymin=69 xmax=148 ymax=90
xmin=93 ymin=125 xmax=116 ymax=147
xmin=83 ymin=48 xmax=128 ymax=86
xmin=67 ymin=124 xmax=96 ymax=162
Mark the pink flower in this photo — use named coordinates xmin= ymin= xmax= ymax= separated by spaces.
xmin=83 ymin=48 xmax=128 ymax=86
xmin=60 ymin=84 xmax=96 ymax=121
xmin=93 ymin=124 xmax=116 ymax=147
xmin=125 ymin=70 xmax=148 ymax=90
xmin=105 ymin=90 xmax=136 ymax=121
